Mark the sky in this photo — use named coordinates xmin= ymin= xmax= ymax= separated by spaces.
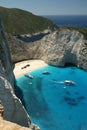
xmin=0 ymin=0 xmax=87 ymax=15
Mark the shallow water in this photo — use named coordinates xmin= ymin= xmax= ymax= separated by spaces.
xmin=16 ymin=66 xmax=87 ymax=130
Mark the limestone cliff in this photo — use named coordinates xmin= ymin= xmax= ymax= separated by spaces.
xmin=8 ymin=29 xmax=87 ymax=71
xmin=39 ymin=29 xmax=87 ymax=70
xmin=0 ymin=17 xmax=40 ymax=130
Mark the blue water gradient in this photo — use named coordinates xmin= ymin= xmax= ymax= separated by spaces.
xmin=16 ymin=66 xmax=87 ymax=130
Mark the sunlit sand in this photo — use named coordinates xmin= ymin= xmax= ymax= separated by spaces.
xmin=13 ymin=60 xmax=48 ymax=78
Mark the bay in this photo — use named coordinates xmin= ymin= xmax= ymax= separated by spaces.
xmin=16 ymin=66 xmax=87 ymax=130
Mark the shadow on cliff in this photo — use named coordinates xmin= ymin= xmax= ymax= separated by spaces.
xmin=64 ymin=62 xmax=77 ymax=67
xmin=16 ymin=32 xmax=49 ymax=42
xmin=14 ymin=81 xmax=27 ymax=109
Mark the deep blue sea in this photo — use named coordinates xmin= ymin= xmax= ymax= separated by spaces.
xmin=16 ymin=65 xmax=87 ymax=130
xmin=44 ymin=15 xmax=87 ymax=28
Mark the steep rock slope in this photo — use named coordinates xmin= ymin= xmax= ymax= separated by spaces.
xmin=8 ymin=29 xmax=87 ymax=71
xmin=0 ymin=17 xmax=39 ymax=130
xmin=39 ymin=29 xmax=87 ymax=70
xmin=7 ymin=33 xmax=40 ymax=62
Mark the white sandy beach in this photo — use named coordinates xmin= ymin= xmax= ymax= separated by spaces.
xmin=13 ymin=60 xmax=48 ymax=78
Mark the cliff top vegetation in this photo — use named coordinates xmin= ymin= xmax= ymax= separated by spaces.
xmin=0 ymin=6 xmax=54 ymax=35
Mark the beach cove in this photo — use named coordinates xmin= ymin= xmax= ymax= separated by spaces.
xmin=13 ymin=60 xmax=48 ymax=78
xmin=14 ymin=60 xmax=87 ymax=130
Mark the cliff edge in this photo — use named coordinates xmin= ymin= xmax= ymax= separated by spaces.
xmin=0 ymin=17 xmax=40 ymax=129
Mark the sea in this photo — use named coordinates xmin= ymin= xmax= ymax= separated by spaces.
xmin=15 ymin=15 xmax=87 ymax=130
xmin=44 ymin=15 xmax=87 ymax=28
xmin=16 ymin=66 xmax=87 ymax=130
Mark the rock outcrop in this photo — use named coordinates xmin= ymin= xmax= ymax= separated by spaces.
xmin=8 ymin=29 xmax=87 ymax=71
xmin=7 ymin=33 xmax=41 ymax=62
xmin=0 ymin=17 xmax=40 ymax=130
xmin=0 ymin=118 xmax=32 ymax=130
xmin=39 ymin=29 xmax=87 ymax=70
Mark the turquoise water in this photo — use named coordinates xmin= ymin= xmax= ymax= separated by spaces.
xmin=16 ymin=66 xmax=87 ymax=130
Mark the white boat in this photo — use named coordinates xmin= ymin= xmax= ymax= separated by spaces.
xmin=64 ymin=80 xmax=75 ymax=85
xmin=24 ymin=73 xmax=33 ymax=79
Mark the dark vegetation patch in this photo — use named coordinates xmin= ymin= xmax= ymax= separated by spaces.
xmin=0 ymin=6 xmax=55 ymax=35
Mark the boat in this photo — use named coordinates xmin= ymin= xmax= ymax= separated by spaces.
xmin=64 ymin=80 xmax=75 ymax=85
xmin=24 ymin=73 xmax=33 ymax=79
xmin=42 ymin=71 xmax=50 ymax=75
xmin=21 ymin=64 xmax=30 ymax=69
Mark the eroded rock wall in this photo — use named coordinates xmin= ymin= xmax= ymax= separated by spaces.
xmin=39 ymin=29 xmax=87 ymax=70
xmin=8 ymin=29 xmax=87 ymax=71
xmin=0 ymin=17 xmax=34 ymax=128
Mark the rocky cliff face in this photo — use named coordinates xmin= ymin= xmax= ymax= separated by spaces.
xmin=8 ymin=29 xmax=87 ymax=71
xmin=39 ymin=29 xmax=87 ymax=70
xmin=0 ymin=17 xmax=40 ymax=129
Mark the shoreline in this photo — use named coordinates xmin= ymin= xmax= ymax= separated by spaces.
xmin=13 ymin=60 xmax=48 ymax=78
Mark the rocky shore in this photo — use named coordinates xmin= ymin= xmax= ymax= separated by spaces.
xmin=8 ymin=29 xmax=87 ymax=71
